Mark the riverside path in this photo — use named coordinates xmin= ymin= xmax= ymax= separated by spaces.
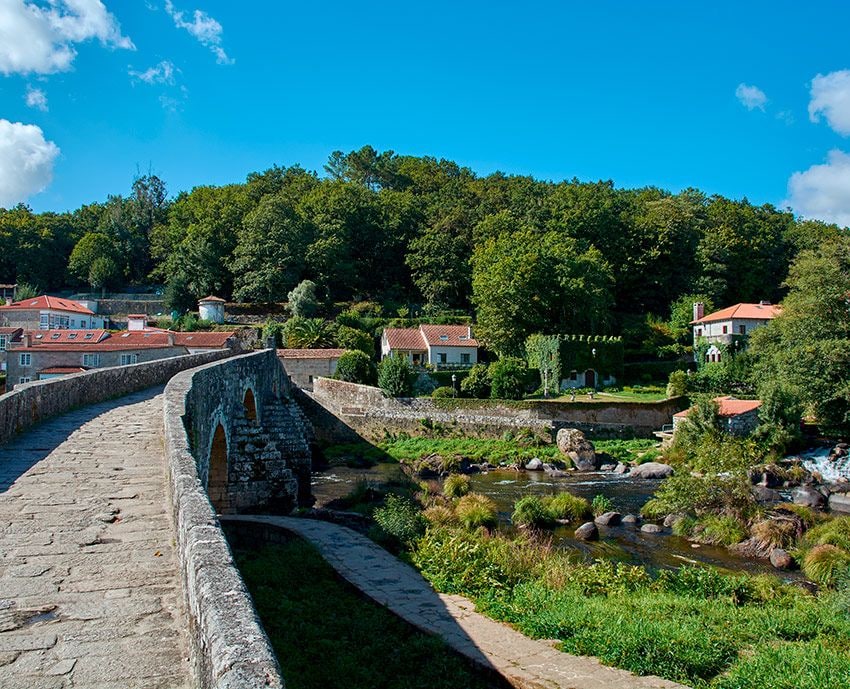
xmin=0 ymin=388 xmax=191 ymax=689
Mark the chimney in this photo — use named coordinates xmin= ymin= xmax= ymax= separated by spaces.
xmin=23 ymin=332 xmax=32 ymax=348
xmin=693 ymin=302 xmax=704 ymax=322
xmin=167 ymin=331 xmax=175 ymax=346
xmin=759 ymin=300 xmax=771 ymax=306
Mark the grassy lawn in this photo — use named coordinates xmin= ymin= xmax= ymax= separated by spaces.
xmin=236 ymin=538 xmax=492 ymax=689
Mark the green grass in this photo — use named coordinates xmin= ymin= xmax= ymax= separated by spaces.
xmin=381 ymin=436 xmax=561 ymax=465
xmin=236 ymin=539 xmax=492 ymax=689
xmin=593 ymin=438 xmax=659 ymax=464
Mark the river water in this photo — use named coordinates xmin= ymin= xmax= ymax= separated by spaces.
xmin=311 ymin=464 xmax=793 ymax=576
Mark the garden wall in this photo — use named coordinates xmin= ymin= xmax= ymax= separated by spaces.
xmin=307 ymin=377 xmax=688 ymax=443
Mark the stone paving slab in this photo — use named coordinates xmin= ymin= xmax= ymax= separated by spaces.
xmin=224 ymin=514 xmax=686 ymax=689
xmin=0 ymin=389 xmax=191 ymax=689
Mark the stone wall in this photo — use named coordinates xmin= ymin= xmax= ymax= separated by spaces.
xmin=308 ymin=377 xmax=688 ymax=443
xmin=0 ymin=349 xmax=232 ymax=445
xmin=163 ymin=350 xmax=288 ymax=689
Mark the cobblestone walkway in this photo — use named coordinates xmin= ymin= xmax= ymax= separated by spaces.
xmin=223 ymin=514 xmax=684 ymax=689
xmin=0 ymin=388 xmax=191 ymax=689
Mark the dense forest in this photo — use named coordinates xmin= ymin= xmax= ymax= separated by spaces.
xmin=0 ymin=146 xmax=844 ymax=356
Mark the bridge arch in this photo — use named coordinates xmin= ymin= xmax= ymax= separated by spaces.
xmin=207 ymin=421 xmax=230 ymax=513
xmin=243 ymin=386 xmax=258 ymax=422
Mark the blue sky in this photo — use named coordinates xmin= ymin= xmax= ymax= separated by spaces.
xmin=2 ymin=1 xmax=850 ymax=226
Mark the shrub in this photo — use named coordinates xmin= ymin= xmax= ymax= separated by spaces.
xmin=412 ymin=528 xmax=512 ymax=594
xmin=751 ymin=518 xmax=798 ymax=550
xmin=284 ymin=317 xmax=335 ymax=348
xmin=666 ymin=369 xmax=688 ymax=398
xmin=455 ymin=493 xmax=498 ymax=529
xmin=800 ymin=516 xmax=850 ymax=553
xmin=335 ymin=324 xmax=375 ymax=356
xmin=422 ymin=505 xmax=457 ymax=527
xmin=334 ymin=350 xmax=377 ymax=385
xmin=546 ymin=493 xmax=591 ymax=522
xmin=641 ymin=473 xmax=755 ymax=520
xmin=262 ymin=319 xmax=287 ymax=347
xmin=373 ymin=495 xmax=425 ymax=546
xmin=671 ymin=514 xmax=697 ymax=537
xmin=443 ymin=474 xmax=471 ymax=499
xmin=287 ymin=279 xmax=319 ymax=318
xmin=802 ymin=544 xmax=850 ymax=588
xmin=489 ymin=357 xmax=527 ymax=400
xmin=591 ymin=494 xmax=613 ymax=517
xmin=460 ymin=364 xmax=490 ymax=398
xmin=512 ymin=496 xmax=554 ymax=528
xmin=431 ymin=386 xmax=454 ymax=399
xmin=695 ymin=515 xmax=747 ymax=547
xmin=377 ymin=355 xmax=415 ymax=397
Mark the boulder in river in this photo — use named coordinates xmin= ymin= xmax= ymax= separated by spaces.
xmin=792 ymin=486 xmax=826 ymax=509
xmin=556 ymin=428 xmax=598 ymax=471
xmin=769 ymin=548 xmax=794 ymax=570
xmin=574 ymin=522 xmax=599 ymax=541
xmin=595 ymin=511 xmax=622 ymax=527
xmin=641 ymin=523 xmax=663 ymax=534
xmin=629 ymin=462 xmax=674 ymax=479
xmin=525 ymin=458 xmax=544 ymax=471
xmin=622 ymin=514 xmax=639 ymax=526
xmin=751 ymin=485 xmax=783 ymax=504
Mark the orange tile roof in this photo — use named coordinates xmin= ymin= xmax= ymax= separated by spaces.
xmin=0 ymin=295 xmax=95 ymax=315
xmin=15 ymin=329 xmax=229 ymax=352
xmin=691 ymin=303 xmax=780 ymax=324
xmin=384 ymin=328 xmax=426 ymax=351
xmin=39 ymin=367 xmax=87 ymax=374
xmin=419 ymin=324 xmax=478 ymax=348
xmin=27 ymin=329 xmax=109 ymax=344
xmin=172 ymin=331 xmax=235 ymax=347
xmin=199 ymin=295 xmax=226 ymax=302
xmin=277 ymin=348 xmax=347 ymax=359
xmin=674 ymin=396 xmax=762 ymax=418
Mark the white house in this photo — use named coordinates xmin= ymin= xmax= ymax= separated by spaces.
xmin=691 ymin=301 xmax=780 ymax=362
xmin=381 ymin=324 xmax=478 ymax=368
xmin=0 ymin=295 xmax=107 ymax=330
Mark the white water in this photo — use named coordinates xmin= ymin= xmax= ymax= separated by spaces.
xmin=800 ymin=447 xmax=850 ymax=482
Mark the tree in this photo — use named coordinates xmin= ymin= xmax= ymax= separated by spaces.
xmin=287 ymin=280 xmax=319 ymax=318
xmin=335 ymin=351 xmax=377 ymax=385
xmin=377 ymin=355 xmax=415 ymax=397
xmin=68 ymin=232 xmax=123 ymax=291
xmin=284 ymin=317 xmax=335 ymax=349
xmin=488 ymin=357 xmax=527 ymax=400
xmin=335 ymin=325 xmax=375 ymax=356
xmin=460 ymin=363 xmax=491 ymax=398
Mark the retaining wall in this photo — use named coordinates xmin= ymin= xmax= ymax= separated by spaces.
xmin=163 ymin=351 xmax=285 ymax=689
xmin=0 ymin=349 xmax=232 ymax=445
xmin=308 ymin=377 xmax=688 ymax=443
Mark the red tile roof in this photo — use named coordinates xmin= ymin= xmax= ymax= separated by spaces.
xmin=199 ymin=295 xmax=226 ymax=303
xmin=691 ymin=303 xmax=781 ymax=324
xmin=0 ymin=295 xmax=95 ymax=315
xmin=39 ymin=367 xmax=87 ymax=374
xmin=172 ymin=331 xmax=235 ymax=347
xmin=384 ymin=328 xmax=426 ymax=351
xmin=674 ymin=396 xmax=762 ymax=418
xmin=419 ymin=324 xmax=478 ymax=348
xmin=277 ymin=348 xmax=347 ymax=359
xmin=27 ymin=329 xmax=109 ymax=344
xmin=14 ymin=329 xmax=230 ymax=352
xmin=0 ymin=327 xmax=22 ymax=336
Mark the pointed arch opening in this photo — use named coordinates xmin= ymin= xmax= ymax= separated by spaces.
xmin=243 ymin=388 xmax=257 ymax=421
xmin=208 ymin=423 xmax=229 ymax=513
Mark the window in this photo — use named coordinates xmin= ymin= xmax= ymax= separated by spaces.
xmin=39 ymin=314 xmax=49 ymax=329
xmin=120 ymin=353 xmax=139 ymax=366
xmin=19 ymin=353 xmax=31 ymax=366
xmin=439 ymin=335 xmax=449 ymax=341
xmin=19 ymin=377 xmax=30 ymax=384
xmin=67 ymin=333 xmax=77 ymax=340
xmin=0 ymin=335 xmax=6 ymax=350
xmin=439 ymin=353 xmax=447 ymax=364
xmin=461 ymin=353 xmax=470 ymax=364
xmin=722 ymin=325 xmax=728 ymax=334
xmin=570 ymin=370 xmax=578 ymax=381
xmin=695 ymin=328 xmax=702 ymax=337
xmin=51 ymin=333 xmax=61 ymax=340
xmin=82 ymin=354 xmax=100 ymax=367
xmin=739 ymin=324 xmax=746 ymax=335
xmin=84 ymin=333 xmax=93 ymax=340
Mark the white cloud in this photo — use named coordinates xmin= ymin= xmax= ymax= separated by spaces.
xmin=0 ymin=119 xmax=60 ymax=207
xmin=786 ymin=149 xmax=850 ymax=228
xmin=736 ymin=83 xmax=767 ymax=111
xmin=164 ymin=1 xmax=232 ymax=64
xmin=129 ymin=60 xmax=176 ymax=85
xmin=0 ymin=0 xmax=134 ymax=75
xmin=24 ymin=85 xmax=48 ymax=111
xmin=809 ymin=70 xmax=850 ymax=136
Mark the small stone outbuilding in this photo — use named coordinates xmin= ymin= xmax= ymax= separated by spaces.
xmin=673 ymin=396 xmax=761 ymax=436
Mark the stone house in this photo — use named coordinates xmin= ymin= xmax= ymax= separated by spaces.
xmin=691 ymin=302 xmax=779 ymax=363
xmin=0 ymin=327 xmax=22 ymax=374
xmin=672 ymin=396 xmax=762 ymax=436
xmin=277 ymin=348 xmax=347 ymax=389
xmin=381 ymin=324 xmax=478 ymax=368
xmin=6 ymin=329 xmax=236 ymax=390
xmin=0 ymin=295 xmax=108 ymax=330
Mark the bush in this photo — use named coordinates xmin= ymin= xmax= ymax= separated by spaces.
xmin=262 ymin=319 xmax=286 ymax=347
xmin=800 ymin=516 xmax=850 ymax=553
xmin=443 ymin=474 xmax=471 ymax=499
xmin=591 ymin=494 xmax=613 ymax=517
xmin=512 ymin=496 xmax=554 ymax=528
xmin=694 ymin=515 xmax=747 ymax=547
xmin=422 ymin=505 xmax=457 ymax=527
xmin=545 ymin=493 xmax=591 ymax=522
xmin=378 ymin=355 xmax=415 ymax=397
xmin=373 ymin=495 xmax=425 ymax=546
xmin=460 ymin=363 xmax=491 ymax=398
xmin=666 ymin=369 xmax=688 ymax=398
xmin=641 ymin=473 xmax=755 ymax=520
xmin=802 ymin=544 xmax=850 ymax=588
xmin=455 ymin=493 xmax=498 ymax=529
xmin=334 ymin=350 xmax=377 ymax=385
xmin=431 ymin=386 xmax=454 ymax=399
xmin=750 ymin=518 xmax=799 ymax=550
xmin=489 ymin=357 xmax=527 ymax=400
xmin=288 ymin=279 xmax=319 ymax=318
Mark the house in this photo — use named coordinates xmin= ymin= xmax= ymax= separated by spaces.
xmin=691 ymin=301 xmax=780 ymax=363
xmin=673 ymin=396 xmax=762 ymax=436
xmin=5 ymin=329 xmax=236 ymax=391
xmin=381 ymin=325 xmax=478 ymax=368
xmin=277 ymin=348 xmax=347 ymax=389
xmin=0 ymin=327 xmax=22 ymax=374
xmin=0 ymin=295 xmax=108 ymax=330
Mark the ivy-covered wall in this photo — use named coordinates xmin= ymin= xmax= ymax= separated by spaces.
xmin=526 ymin=334 xmax=624 ymax=390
